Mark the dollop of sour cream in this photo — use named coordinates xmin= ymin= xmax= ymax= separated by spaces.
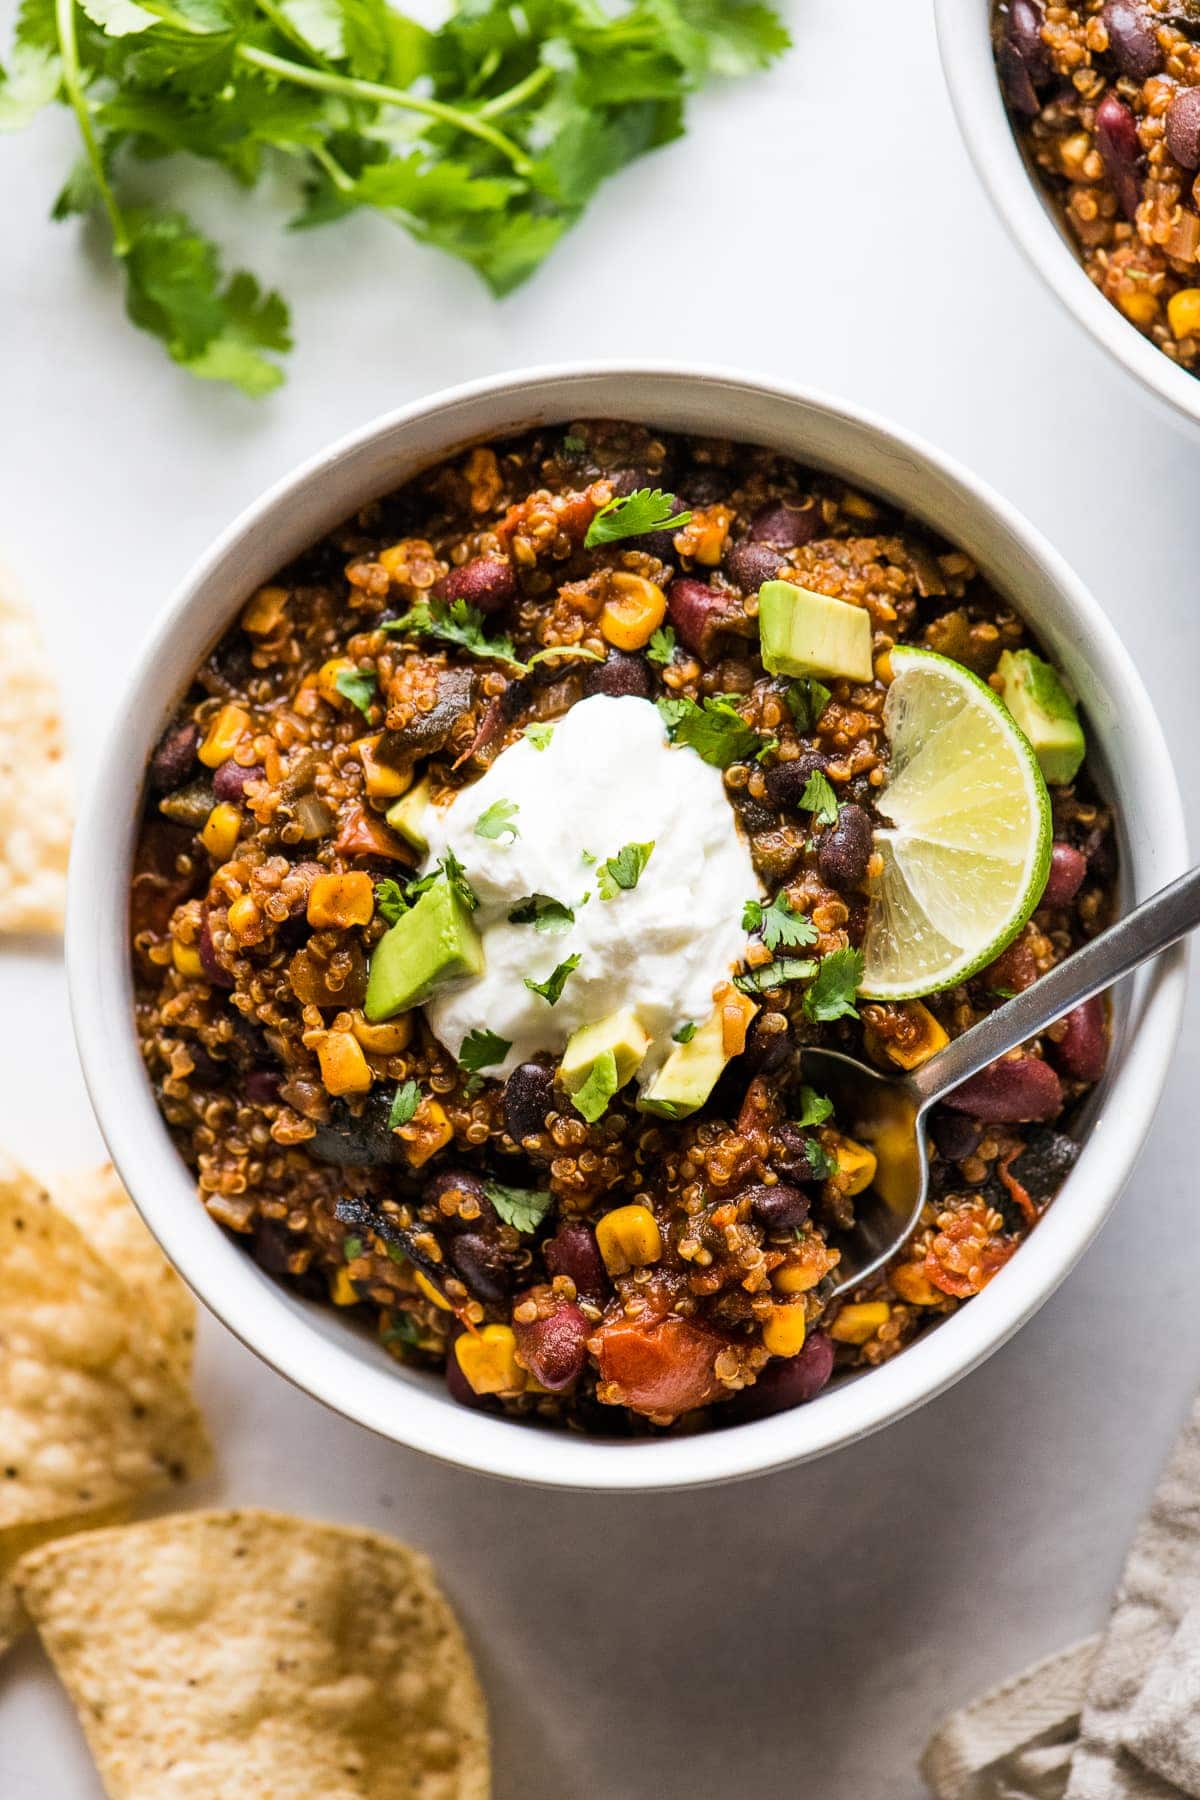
xmin=422 ymin=695 xmax=759 ymax=1083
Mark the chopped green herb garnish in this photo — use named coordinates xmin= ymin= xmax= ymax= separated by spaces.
xmin=562 ymin=433 xmax=586 ymax=454
xmin=525 ymin=722 xmax=555 ymax=752
xmin=585 ymin=488 xmax=692 ymax=549
xmin=647 ymin=626 xmax=677 ymax=666
xmin=581 ymin=849 xmax=597 ymax=867
xmin=597 ymin=841 xmax=655 ymax=899
xmin=804 ymin=1138 xmax=835 ymax=1180
xmin=342 ymin=1234 xmax=364 ymax=1262
xmin=508 ymin=894 xmax=575 ymax=934
xmin=524 ymin=954 xmax=581 ymax=1006
xmin=408 ymin=850 xmax=478 ymax=913
xmin=383 ymin=598 xmax=519 ymax=667
xmin=483 ymin=1179 xmax=553 ymax=1235
xmin=474 ymin=798 xmax=520 ymax=843
xmin=569 ymin=1048 xmax=618 ymax=1123
xmin=375 ymin=878 xmax=408 ymax=926
xmin=800 ymin=770 xmax=839 ymax=827
xmin=334 ymin=665 xmax=376 ymax=718
xmin=388 ymin=1080 xmax=421 ymax=1129
xmin=742 ymin=893 xmax=818 ymax=953
xmin=657 ymin=694 xmax=766 ymax=768
xmin=802 ymin=947 xmax=863 ymax=1022
xmin=794 ymin=1085 xmax=834 ymax=1129
xmin=786 ymin=677 xmax=833 ymax=733
xmin=988 ymin=986 xmax=1017 ymax=1001
xmin=733 ymin=956 xmax=818 ymax=996
xmin=672 ymin=1021 xmax=698 ymax=1044
xmin=458 ymin=1027 xmax=511 ymax=1075
xmin=382 ymin=1312 xmax=422 ymax=1349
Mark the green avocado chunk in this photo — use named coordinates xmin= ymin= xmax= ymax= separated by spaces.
xmin=385 ymin=774 xmax=432 ymax=854
xmin=758 ymin=579 xmax=874 ymax=683
xmin=560 ymin=1008 xmax=649 ymax=1122
xmin=638 ymin=993 xmax=756 ymax=1120
xmin=996 ymin=648 xmax=1086 ymax=786
xmin=364 ymin=876 xmax=484 ymax=1021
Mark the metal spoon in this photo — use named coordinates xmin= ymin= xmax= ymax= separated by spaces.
xmin=807 ymin=863 xmax=1200 ymax=1299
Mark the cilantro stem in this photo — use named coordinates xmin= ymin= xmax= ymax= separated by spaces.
xmin=54 ymin=0 xmax=129 ymax=256
xmin=477 ymin=64 xmax=554 ymax=119
xmin=235 ymin=45 xmax=535 ymax=175
xmin=309 ymin=140 xmax=354 ymax=193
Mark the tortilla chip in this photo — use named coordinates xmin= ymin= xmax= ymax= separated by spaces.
xmin=0 ymin=586 xmax=71 ymax=933
xmin=48 ymin=1164 xmax=195 ymax=1380
xmin=0 ymin=1156 xmax=211 ymax=1537
xmin=16 ymin=1510 xmax=491 ymax=1799
xmin=0 ymin=1503 xmax=130 ymax=1658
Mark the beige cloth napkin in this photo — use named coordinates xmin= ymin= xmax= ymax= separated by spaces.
xmin=922 ymin=1397 xmax=1200 ymax=1800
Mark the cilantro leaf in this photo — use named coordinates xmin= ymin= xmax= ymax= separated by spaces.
xmin=383 ymin=597 xmax=519 ymax=667
xmin=673 ymin=1021 xmax=697 ymax=1043
xmin=375 ymin=878 xmax=408 ymax=926
xmin=801 ymin=770 xmax=839 ymax=827
xmin=334 ymin=664 xmax=376 ymax=718
xmin=524 ymin=953 xmax=581 ymax=1006
xmin=408 ymin=850 xmax=478 ymax=913
xmin=584 ymin=487 xmax=692 ymax=548
xmin=786 ymin=678 xmax=832 ymax=733
xmin=569 ymin=1048 xmax=618 ymax=1123
xmin=733 ymin=956 xmax=818 ymax=996
xmin=342 ymin=1233 xmax=363 ymax=1261
xmin=474 ymin=798 xmax=519 ymax=843
xmin=795 ymin=1085 xmax=834 ymax=1129
xmin=803 ymin=1137 xmax=835 ymax=1180
xmin=388 ymin=1079 xmax=421 ymax=1129
xmin=483 ymin=1179 xmax=553 ymax=1235
xmin=458 ymin=1027 xmax=511 ymax=1076
xmin=597 ymin=841 xmax=654 ymax=899
xmin=647 ymin=625 xmax=677 ymax=666
xmin=507 ymin=893 xmax=574 ymax=934
xmin=742 ymin=892 xmax=817 ymax=953
xmin=803 ymin=947 xmax=864 ymax=1022
xmin=657 ymin=694 xmax=765 ymax=768
xmin=382 ymin=1310 xmax=422 ymax=1349
xmin=525 ymin=722 xmax=555 ymax=751
xmin=0 ymin=42 xmax=59 ymax=129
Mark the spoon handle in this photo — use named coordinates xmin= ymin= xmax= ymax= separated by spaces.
xmin=908 ymin=862 xmax=1200 ymax=1109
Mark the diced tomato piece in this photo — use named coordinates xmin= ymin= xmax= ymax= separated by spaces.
xmin=594 ymin=1316 xmax=727 ymax=1417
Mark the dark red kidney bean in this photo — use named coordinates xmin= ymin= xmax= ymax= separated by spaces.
xmin=667 ymin=578 xmax=730 ymax=656
xmin=749 ymin=498 xmax=821 ymax=549
xmin=1053 ymin=998 xmax=1108 ymax=1082
xmin=212 ymin=759 xmax=265 ymax=803
xmin=728 ymin=1331 xmax=835 ymax=1423
xmin=743 ymin=1182 xmax=810 ymax=1234
xmin=1009 ymin=0 xmax=1051 ymax=78
xmin=449 ymin=1233 xmax=512 ymax=1307
xmin=944 ymin=1054 xmax=1064 ymax=1123
xmin=149 ymin=721 xmax=201 ymax=794
xmin=503 ymin=1062 xmax=557 ymax=1146
xmin=817 ymin=803 xmax=873 ymax=890
xmin=197 ymin=915 xmax=235 ymax=989
xmin=1042 ymin=842 xmax=1088 ymax=907
xmin=998 ymin=37 xmax=1040 ymax=115
xmin=930 ymin=1110 xmax=983 ymax=1161
xmin=1096 ymin=94 xmax=1143 ymax=220
xmin=1167 ymin=86 xmax=1200 ymax=169
xmin=436 ymin=555 xmax=516 ymax=614
xmin=544 ymin=1222 xmax=607 ymax=1302
xmin=764 ymin=752 xmax=828 ymax=810
xmin=514 ymin=1302 xmax=590 ymax=1391
xmin=581 ymin=649 xmax=653 ymax=700
xmin=1102 ymin=0 xmax=1161 ymax=77
xmin=244 ymin=1068 xmax=281 ymax=1105
xmin=723 ymin=539 xmax=784 ymax=593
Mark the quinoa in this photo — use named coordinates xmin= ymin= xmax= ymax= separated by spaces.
xmin=131 ymin=421 xmax=1117 ymax=1435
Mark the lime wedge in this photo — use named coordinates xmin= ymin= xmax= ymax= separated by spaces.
xmin=860 ymin=646 xmax=1051 ymax=1000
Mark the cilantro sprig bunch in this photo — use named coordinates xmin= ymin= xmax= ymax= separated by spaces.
xmin=1 ymin=0 xmax=788 ymax=393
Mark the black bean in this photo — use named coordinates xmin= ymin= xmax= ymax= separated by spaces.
xmin=743 ymin=1182 xmax=811 ymax=1234
xmin=764 ymin=752 xmax=828 ymax=810
xmin=749 ymin=498 xmax=821 ymax=549
xmin=1007 ymin=1127 xmax=1079 ymax=1201
xmin=149 ymin=721 xmax=200 ymax=794
xmin=726 ymin=1332 xmax=835 ymax=1422
xmin=425 ymin=1168 xmax=497 ymax=1232
xmin=1102 ymin=0 xmax=1161 ymax=77
xmin=733 ymin=793 xmax=780 ymax=836
xmin=503 ymin=1062 xmax=557 ymax=1146
xmin=450 ymin=1232 xmax=512 ymax=1306
xmin=1096 ymin=93 xmax=1143 ymax=220
xmin=817 ymin=803 xmax=873 ymax=889
xmin=581 ymin=650 xmax=653 ymax=699
xmin=930 ymin=1110 xmax=982 ymax=1161
xmin=1167 ymin=85 xmax=1200 ymax=168
xmin=744 ymin=1011 xmax=792 ymax=1075
xmin=723 ymin=539 xmax=783 ymax=593
xmin=772 ymin=1123 xmax=828 ymax=1183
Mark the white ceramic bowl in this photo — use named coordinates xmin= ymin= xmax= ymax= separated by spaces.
xmin=935 ymin=0 xmax=1200 ymax=434
xmin=68 ymin=364 xmax=1187 ymax=1491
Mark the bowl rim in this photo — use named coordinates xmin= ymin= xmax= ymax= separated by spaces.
xmin=933 ymin=0 xmax=1200 ymax=435
xmin=67 ymin=360 xmax=1189 ymax=1492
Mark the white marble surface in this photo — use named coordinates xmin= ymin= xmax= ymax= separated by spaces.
xmin=1 ymin=0 xmax=1198 ymax=1794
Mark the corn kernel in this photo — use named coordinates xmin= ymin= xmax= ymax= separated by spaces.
xmin=198 ymin=703 xmax=251 ymax=768
xmin=600 ymin=573 xmax=667 ymax=651
xmin=772 ymin=1258 xmax=823 ymax=1296
xmin=356 ymin=734 xmax=413 ymax=801
xmin=835 ymin=1137 xmax=877 ymax=1197
xmin=226 ymin=894 xmax=264 ymax=945
xmin=414 ymin=1269 xmax=452 ymax=1311
xmin=454 ymin=1325 xmax=526 ymax=1395
xmin=596 ymin=1204 xmax=662 ymax=1276
xmin=762 ymin=1304 xmax=807 ymax=1359
xmin=330 ymin=1266 xmax=359 ymax=1306
xmin=314 ymin=1030 xmax=373 ymax=1097
xmin=829 ymin=1301 xmax=891 ymax=1345
xmin=241 ymin=585 xmax=289 ymax=634
xmin=891 ymin=1262 xmax=941 ymax=1308
xmin=1118 ymin=287 xmax=1159 ymax=328
xmin=172 ymin=940 xmax=204 ymax=979
xmin=398 ymin=1099 xmax=454 ymax=1168
xmin=200 ymin=802 xmax=242 ymax=861
xmin=351 ymin=1013 xmax=413 ymax=1055
xmin=378 ymin=543 xmax=411 ymax=581
xmin=307 ymin=871 xmax=375 ymax=930
xmin=864 ymin=1001 xmax=949 ymax=1072
xmin=1168 ymin=287 xmax=1200 ymax=339
xmin=316 ymin=657 xmax=356 ymax=706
